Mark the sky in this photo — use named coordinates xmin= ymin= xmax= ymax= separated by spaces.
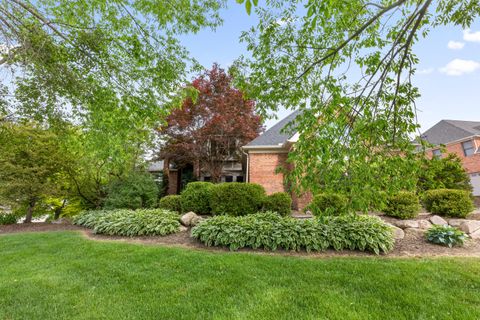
xmin=179 ymin=2 xmax=480 ymax=132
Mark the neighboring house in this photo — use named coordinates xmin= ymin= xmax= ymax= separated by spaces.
xmin=242 ymin=110 xmax=312 ymax=210
xmin=421 ymin=120 xmax=480 ymax=196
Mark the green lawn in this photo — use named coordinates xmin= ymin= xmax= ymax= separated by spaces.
xmin=1 ymin=232 xmax=479 ymax=319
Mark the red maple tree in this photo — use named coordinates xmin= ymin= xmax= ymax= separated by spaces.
xmin=159 ymin=64 xmax=264 ymax=182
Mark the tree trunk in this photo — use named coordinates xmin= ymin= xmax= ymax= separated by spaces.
xmin=24 ymin=198 xmax=36 ymax=223
xmin=53 ymin=199 xmax=67 ymax=220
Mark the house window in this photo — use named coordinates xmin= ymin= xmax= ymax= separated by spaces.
xmin=225 ymin=176 xmax=233 ymax=182
xmin=432 ymin=149 xmax=442 ymax=158
xmin=236 ymin=176 xmax=244 ymax=182
xmin=462 ymin=140 xmax=475 ymax=156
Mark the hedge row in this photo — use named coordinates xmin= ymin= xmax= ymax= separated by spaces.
xmin=159 ymin=182 xmax=292 ymax=216
xmin=192 ymin=212 xmax=394 ymax=254
xmin=73 ymin=209 xmax=180 ymax=236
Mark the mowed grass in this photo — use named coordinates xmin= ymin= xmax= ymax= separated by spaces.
xmin=1 ymin=232 xmax=480 ymax=320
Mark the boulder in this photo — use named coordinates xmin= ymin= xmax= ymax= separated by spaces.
xmin=179 ymin=225 xmax=188 ymax=232
xmin=448 ymin=219 xmax=466 ymax=228
xmin=387 ymin=223 xmax=405 ymax=240
xmin=190 ymin=216 xmax=205 ymax=226
xmin=393 ymin=220 xmax=419 ymax=229
xmin=459 ymin=220 xmax=480 ymax=234
xmin=429 ymin=215 xmax=447 ymax=226
xmin=417 ymin=220 xmax=432 ymax=230
xmin=404 ymin=227 xmax=425 ymax=235
xmin=180 ymin=211 xmax=198 ymax=227
xmin=470 ymin=229 xmax=480 ymax=240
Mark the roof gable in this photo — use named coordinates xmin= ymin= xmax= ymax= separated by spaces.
xmin=421 ymin=120 xmax=480 ymax=145
xmin=244 ymin=110 xmax=301 ymax=148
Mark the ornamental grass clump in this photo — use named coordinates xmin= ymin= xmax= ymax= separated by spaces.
xmin=426 ymin=225 xmax=467 ymax=247
xmin=73 ymin=209 xmax=180 ymax=237
xmin=192 ymin=212 xmax=394 ymax=254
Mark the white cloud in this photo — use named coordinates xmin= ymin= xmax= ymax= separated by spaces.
xmin=463 ymin=29 xmax=480 ymax=42
xmin=417 ymin=68 xmax=434 ymax=75
xmin=439 ymin=59 xmax=480 ymax=76
xmin=447 ymin=41 xmax=465 ymax=50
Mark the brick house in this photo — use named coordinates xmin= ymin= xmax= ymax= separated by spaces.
xmin=242 ymin=110 xmax=312 ymax=210
xmin=421 ymin=120 xmax=480 ymax=196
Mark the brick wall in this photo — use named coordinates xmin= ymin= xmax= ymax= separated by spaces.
xmin=427 ymin=137 xmax=480 ymax=174
xmin=248 ymin=152 xmax=288 ymax=194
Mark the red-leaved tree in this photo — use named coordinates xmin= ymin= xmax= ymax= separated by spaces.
xmin=159 ymin=64 xmax=264 ymax=182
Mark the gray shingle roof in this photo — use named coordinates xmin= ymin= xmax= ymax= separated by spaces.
xmin=244 ymin=110 xmax=302 ymax=147
xmin=421 ymin=120 xmax=480 ymax=145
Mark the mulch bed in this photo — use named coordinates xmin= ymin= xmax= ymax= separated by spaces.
xmin=2 ymin=221 xmax=480 ymax=258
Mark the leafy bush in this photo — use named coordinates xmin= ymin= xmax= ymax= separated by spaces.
xmin=192 ymin=212 xmax=394 ymax=254
xmin=262 ymin=192 xmax=292 ymax=216
xmin=104 ymin=173 xmax=159 ymax=209
xmin=383 ymin=191 xmax=420 ymax=219
xmin=426 ymin=225 xmax=467 ymax=247
xmin=73 ymin=209 xmax=180 ymax=236
xmin=180 ymin=182 xmax=214 ymax=214
xmin=306 ymin=193 xmax=348 ymax=217
xmin=0 ymin=212 xmax=17 ymax=225
xmin=158 ymin=195 xmax=183 ymax=213
xmin=418 ymin=154 xmax=472 ymax=192
xmin=423 ymin=189 xmax=474 ymax=218
xmin=211 ymin=183 xmax=266 ymax=216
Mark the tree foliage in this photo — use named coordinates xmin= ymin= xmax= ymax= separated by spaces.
xmin=236 ymin=0 xmax=480 ymax=211
xmin=159 ymin=64 xmax=263 ymax=182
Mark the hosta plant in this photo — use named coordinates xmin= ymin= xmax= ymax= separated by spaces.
xmin=73 ymin=209 xmax=180 ymax=237
xmin=192 ymin=212 xmax=394 ymax=254
xmin=426 ymin=225 xmax=467 ymax=248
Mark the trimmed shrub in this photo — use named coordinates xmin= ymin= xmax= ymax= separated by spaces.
xmin=0 ymin=212 xmax=17 ymax=225
xmin=104 ymin=173 xmax=159 ymax=209
xmin=158 ymin=195 xmax=183 ymax=213
xmin=73 ymin=209 xmax=180 ymax=236
xmin=180 ymin=182 xmax=214 ymax=214
xmin=306 ymin=193 xmax=348 ymax=217
xmin=426 ymin=225 xmax=467 ymax=247
xmin=192 ymin=212 xmax=394 ymax=254
xmin=262 ymin=192 xmax=292 ymax=216
xmin=423 ymin=189 xmax=474 ymax=218
xmin=383 ymin=191 xmax=420 ymax=219
xmin=211 ymin=183 xmax=266 ymax=216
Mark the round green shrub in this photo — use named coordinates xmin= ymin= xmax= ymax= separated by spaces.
xmin=306 ymin=193 xmax=348 ymax=217
xmin=192 ymin=212 xmax=394 ymax=254
xmin=383 ymin=191 xmax=420 ymax=219
xmin=180 ymin=182 xmax=214 ymax=214
xmin=426 ymin=225 xmax=467 ymax=247
xmin=262 ymin=192 xmax=292 ymax=216
xmin=210 ymin=183 xmax=266 ymax=216
xmin=158 ymin=195 xmax=183 ymax=213
xmin=104 ymin=172 xmax=159 ymax=209
xmin=423 ymin=189 xmax=474 ymax=218
xmin=73 ymin=208 xmax=180 ymax=236
xmin=0 ymin=212 xmax=17 ymax=225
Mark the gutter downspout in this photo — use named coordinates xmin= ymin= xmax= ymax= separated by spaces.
xmin=241 ymin=147 xmax=249 ymax=183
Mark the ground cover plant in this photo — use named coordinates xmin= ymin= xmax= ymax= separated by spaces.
xmin=1 ymin=232 xmax=480 ymax=320
xmin=423 ymin=189 xmax=474 ymax=218
xmin=0 ymin=212 xmax=17 ymax=225
xmin=73 ymin=209 xmax=180 ymax=237
xmin=383 ymin=191 xmax=420 ymax=219
xmin=192 ymin=212 xmax=394 ymax=254
xmin=426 ymin=225 xmax=468 ymax=248
xmin=262 ymin=192 xmax=292 ymax=216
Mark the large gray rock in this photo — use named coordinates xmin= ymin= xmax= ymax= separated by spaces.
xmin=405 ymin=227 xmax=425 ymax=235
xmin=417 ymin=220 xmax=432 ymax=230
xmin=430 ymin=215 xmax=448 ymax=226
xmin=393 ymin=220 xmax=419 ymax=229
xmin=470 ymin=229 xmax=480 ymax=239
xmin=179 ymin=225 xmax=188 ymax=232
xmin=180 ymin=211 xmax=198 ymax=227
xmin=448 ymin=219 xmax=466 ymax=227
xmin=459 ymin=220 xmax=480 ymax=234
xmin=190 ymin=216 xmax=205 ymax=226
xmin=387 ymin=223 xmax=405 ymax=240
